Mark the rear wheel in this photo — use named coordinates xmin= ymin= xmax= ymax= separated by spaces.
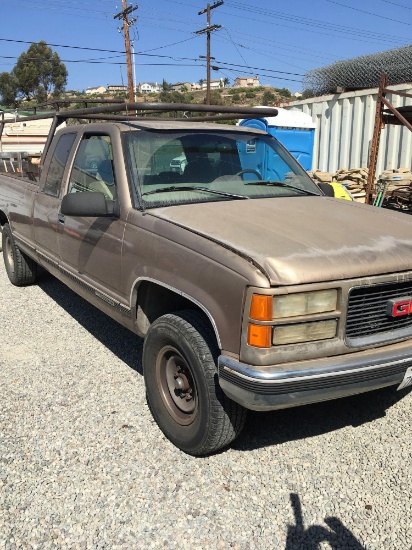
xmin=2 ymin=224 xmax=37 ymax=286
xmin=143 ymin=310 xmax=247 ymax=455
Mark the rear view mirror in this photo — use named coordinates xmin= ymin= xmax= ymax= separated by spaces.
xmin=61 ymin=191 xmax=115 ymax=217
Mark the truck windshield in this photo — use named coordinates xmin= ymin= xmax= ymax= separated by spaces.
xmin=124 ymin=130 xmax=321 ymax=208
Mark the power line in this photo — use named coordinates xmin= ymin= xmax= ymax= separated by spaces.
xmin=325 ymin=0 xmax=411 ymax=25
xmin=217 ymin=0 xmax=412 ymax=44
xmin=0 ymin=39 xmax=305 ymax=77
xmin=380 ymin=0 xmax=412 ymax=9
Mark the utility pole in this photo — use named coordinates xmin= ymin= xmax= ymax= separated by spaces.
xmin=114 ymin=2 xmax=138 ymax=104
xmin=196 ymin=1 xmax=223 ymax=105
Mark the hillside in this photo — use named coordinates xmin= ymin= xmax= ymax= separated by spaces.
xmin=137 ymin=86 xmax=293 ymax=107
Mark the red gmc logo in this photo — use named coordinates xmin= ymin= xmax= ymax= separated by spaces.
xmin=386 ymin=297 xmax=412 ymax=317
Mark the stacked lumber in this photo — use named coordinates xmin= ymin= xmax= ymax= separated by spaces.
xmin=307 ymin=170 xmax=333 ymax=183
xmin=308 ymin=168 xmax=368 ymax=192
xmin=379 ymin=168 xmax=412 ymax=190
xmin=334 ymin=168 xmax=369 ymax=194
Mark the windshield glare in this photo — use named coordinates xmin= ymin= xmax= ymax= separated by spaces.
xmin=124 ymin=130 xmax=320 ymax=208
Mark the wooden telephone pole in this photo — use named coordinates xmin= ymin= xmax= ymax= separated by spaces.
xmin=196 ymin=1 xmax=223 ymax=105
xmin=114 ymin=1 xmax=138 ymax=104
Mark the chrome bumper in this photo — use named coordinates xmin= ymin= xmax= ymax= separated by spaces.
xmin=218 ymin=340 xmax=412 ymax=411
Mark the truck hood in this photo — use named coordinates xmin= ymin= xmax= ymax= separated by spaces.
xmin=152 ymin=197 xmax=412 ymax=285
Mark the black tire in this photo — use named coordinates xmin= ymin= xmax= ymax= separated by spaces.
xmin=2 ymin=224 xmax=37 ymax=286
xmin=143 ymin=310 xmax=247 ymax=456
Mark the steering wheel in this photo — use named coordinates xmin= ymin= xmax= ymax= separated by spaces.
xmin=236 ymin=169 xmax=262 ymax=180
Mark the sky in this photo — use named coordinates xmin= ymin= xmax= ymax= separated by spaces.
xmin=0 ymin=0 xmax=411 ymax=94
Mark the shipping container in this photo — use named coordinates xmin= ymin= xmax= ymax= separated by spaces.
xmin=284 ymin=83 xmax=412 ymax=175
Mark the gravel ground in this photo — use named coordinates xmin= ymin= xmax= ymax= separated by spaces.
xmin=0 ymin=262 xmax=411 ymax=550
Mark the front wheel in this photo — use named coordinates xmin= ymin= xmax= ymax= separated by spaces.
xmin=143 ymin=311 xmax=247 ymax=455
xmin=2 ymin=224 xmax=37 ymax=286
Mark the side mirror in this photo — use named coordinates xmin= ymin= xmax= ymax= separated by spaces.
xmin=61 ymin=191 xmax=115 ymax=217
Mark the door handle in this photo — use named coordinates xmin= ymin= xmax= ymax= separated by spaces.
xmin=58 ymin=213 xmax=65 ymax=225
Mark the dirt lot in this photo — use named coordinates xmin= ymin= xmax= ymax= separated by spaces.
xmin=0 ymin=263 xmax=411 ymax=550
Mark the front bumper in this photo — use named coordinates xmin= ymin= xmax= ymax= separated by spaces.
xmin=218 ymin=340 xmax=412 ymax=411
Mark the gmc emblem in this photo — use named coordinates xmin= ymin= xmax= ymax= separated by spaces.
xmin=386 ymin=296 xmax=412 ymax=317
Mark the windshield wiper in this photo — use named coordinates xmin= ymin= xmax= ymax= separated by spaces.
xmin=142 ymin=185 xmax=249 ymax=200
xmin=244 ymin=180 xmax=320 ymax=196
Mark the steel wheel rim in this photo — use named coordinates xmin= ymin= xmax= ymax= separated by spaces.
xmin=5 ymin=236 xmax=14 ymax=273
xmin=156 ymin=345 xmax=198 ymax=426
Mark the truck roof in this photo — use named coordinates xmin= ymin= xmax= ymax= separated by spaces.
xmin=60 ymin=120 xmax=269 ymax=135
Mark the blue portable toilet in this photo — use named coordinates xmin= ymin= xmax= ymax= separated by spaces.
xmin=239 ymin=107 xmax=316 ymax=171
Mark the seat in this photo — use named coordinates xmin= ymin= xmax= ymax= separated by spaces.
xmin=183 ymin=157 xmax=214 ymax=183
xmin=88 ymin=159 xmax=115 ymax=200
xmin=96 ymin=159 xmax=114 ymax=186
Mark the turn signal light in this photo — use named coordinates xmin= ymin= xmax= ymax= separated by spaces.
xmin=247 ymin=323 xmax=272 ymax=348
xmin=250 ymin=294 xmax=272 ymax=321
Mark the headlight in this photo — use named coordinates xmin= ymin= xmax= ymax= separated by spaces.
xmin=273 ymin=320 xmax=337 ymax=345
xmin=273 ymin=289 xmax=337 ymax=319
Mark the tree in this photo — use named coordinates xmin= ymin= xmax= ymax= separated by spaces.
xmin=161 ymin=79 xmax=172 ymax=92
xmin=0 ymin=72 xmax=18 ymax=107
xmin=13 ymin=41 xmax=67 ymax=102
xmin=158 ymin=90 xmax=185 ymax=103
xmin=274 ymin=87 xmax=291 ymax=98
xmin=208 ymin=90 xmax=223 ymax=105
xmin=302 ymin=88 xmax=315 ymax=100
xmin=262 ymin=90 xmax=275 ymax=105
xmin=223 ymin=77 xmax=230 ymax=87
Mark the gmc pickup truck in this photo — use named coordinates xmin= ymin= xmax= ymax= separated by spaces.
xmin=1 ymin=103 xmax=412 ymax=455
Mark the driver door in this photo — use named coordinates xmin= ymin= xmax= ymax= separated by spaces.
xmin=57 ymin=133 xmax=125 ymax=299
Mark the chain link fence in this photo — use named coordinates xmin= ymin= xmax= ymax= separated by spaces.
xmin=304 ymin=45 xmax=412 ymax=96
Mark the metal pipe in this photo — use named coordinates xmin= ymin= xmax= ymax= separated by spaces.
xmin=365 ymin=74 xmax=387 ymax=205
xmin=0 ymin=103 xmax=278 ymax=125
xmin=381 ymin=96 xmax=412 ymax=133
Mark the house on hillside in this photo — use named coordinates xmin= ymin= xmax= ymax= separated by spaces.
xmin=201 ymin=79 xmax=224 ymax=90
xmin=233 ymin=76 xmax=260 ymax=88
xmin=86 ymin=86 xmax=106 ymax=95
xmin=107 ymin=84 xmax=127 ymax=94
xmin=138 ymin=82 xmax=160 ymax=93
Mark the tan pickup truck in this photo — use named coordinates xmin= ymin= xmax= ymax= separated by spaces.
xmin=1 ymin=103 xmax=412 ymax=455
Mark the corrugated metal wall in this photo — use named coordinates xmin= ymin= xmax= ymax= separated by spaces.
xmin=285 ymin=83 xmax=412 ymax=175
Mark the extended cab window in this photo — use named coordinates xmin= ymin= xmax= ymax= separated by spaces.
xmin=42 ymin=133 xmax=76 ymax=196
xmin=68 ymin=134 xmax=115 ymax=201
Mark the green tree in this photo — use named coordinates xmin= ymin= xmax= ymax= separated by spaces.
xmin=13 ymin=41 xmax=67 ymax=102
xmin=262 ymin=90 xmax=275 ymax=105
xmin=158 ymin=90 xmax=185 ymax=103
xmin=161 ymin=79 xmax=172 ymax=92
xmin=208 ymin=90 xmax=223 ymax=104
xmin=302 ymin=88 xmax=315 ymax=99
xmin=0 ymin=72 xmax=18 ymax=106
xmin=223 ymin=77 xmax=230 ymax=87
xmin=274 ymin=87 xmax=291 ymax=98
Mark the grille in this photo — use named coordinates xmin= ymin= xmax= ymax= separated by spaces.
xmin=346 ymin=280 xmax=412 ymax=340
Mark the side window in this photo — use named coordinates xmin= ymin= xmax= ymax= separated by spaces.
xmin=68 ymin=135 xmax=115 ymax=201
xmin=42 ymin=133 xmax=76 ymax=196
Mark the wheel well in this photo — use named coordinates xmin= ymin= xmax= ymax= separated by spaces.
xmin=0 ymin=210 xmax=8 ymax=228
xmin=133 ymin=280 xmax=220 ymax=346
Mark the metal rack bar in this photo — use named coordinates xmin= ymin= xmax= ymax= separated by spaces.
xmin=366 ymin=76 xmax=412 ymax=204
